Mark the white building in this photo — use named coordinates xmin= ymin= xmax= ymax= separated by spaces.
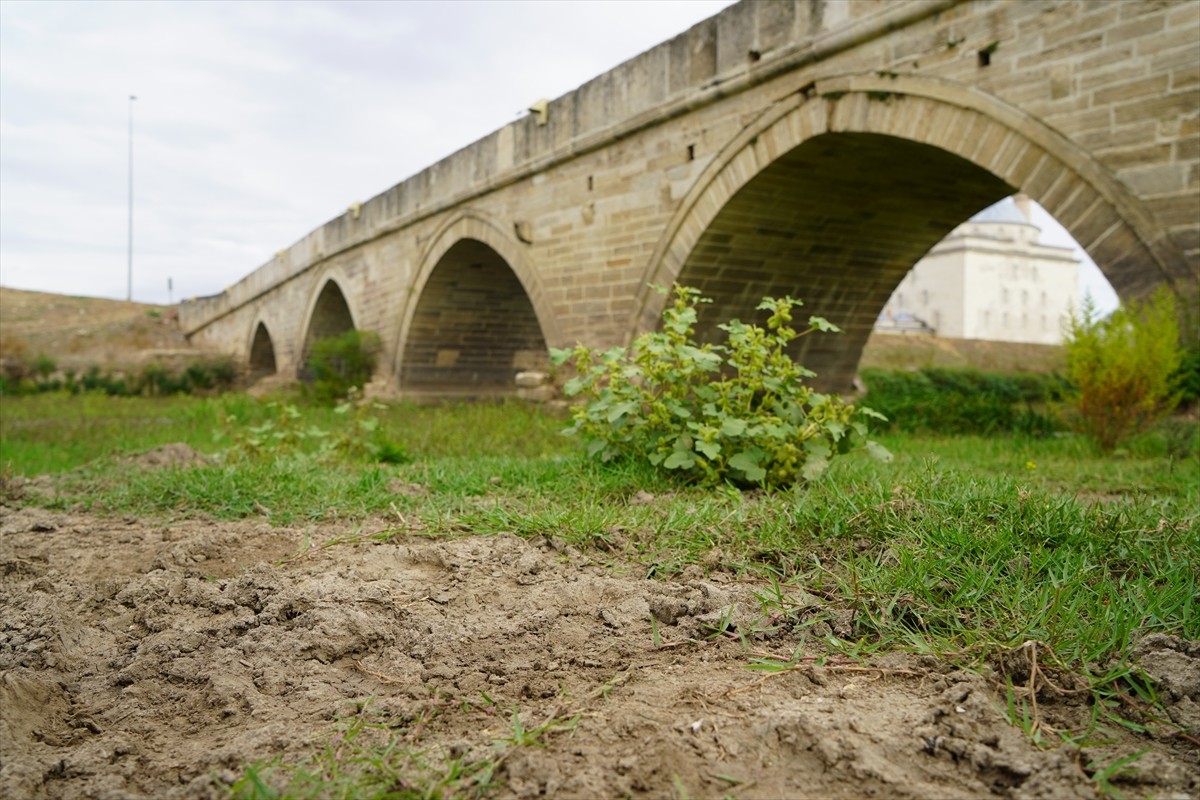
xmin=877 ymin=195 xmax=1080 ymax=345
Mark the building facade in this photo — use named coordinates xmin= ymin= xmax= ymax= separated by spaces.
xmin=878 ymin=195 xmax=1080 ymax=345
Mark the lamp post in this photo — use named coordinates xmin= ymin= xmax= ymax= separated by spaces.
xmin=127 ymin=94 xmax=136 ymax=302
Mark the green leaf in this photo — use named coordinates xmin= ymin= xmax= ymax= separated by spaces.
xmin=549 ymin=347 xmax=573 ymax=366
xmin=607 ymin=400 xmax=638 ymax=423
xmin=866 ymin=440 xmax=894 ymax=462
xmin=663 ymin=449 xmax=696 ymax=470
xmin=720 ymin=418 xmax=748 ymax=437
xmin=696 ymin=439 xmax=721 ymax=460
xmin=804 ymin=440 xmax=832 ymax=459
xmin=728 ymin=449 xmax=766 ymax=482
xmin=802 ymin=453 xmax=829 ymax=481
xmin=808 ymin=316 xmax=842 ymax=333
xmin=857 ymin=405 xmax=888 ymax=421
xmin=563 ymin=377 xmax=583 ymax=397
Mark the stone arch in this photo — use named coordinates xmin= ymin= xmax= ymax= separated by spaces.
xmin=247 ymin=319 xmax=277 ymax=379
xmin=394 ymin=211 xmax=557 ymax=391
xmin=634 ymin=73 xmax=1194 ymax=391
xmin=299 ymin=276 xmax=357 ymax=379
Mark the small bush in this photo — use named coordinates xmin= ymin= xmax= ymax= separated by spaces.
xmin=31 ymin=354 xmax=57 ymax=380
xmin=552 ymin=285 xmax=890 ymax=488
xmin=306 ymin=330 xmax=381 ymax=405
xmin=1064 ymin=289 xmax=1184 ymax=453
xmin=182 ymin=358 xmax=236 ymax=393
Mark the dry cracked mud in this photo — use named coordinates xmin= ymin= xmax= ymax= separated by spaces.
xmin=1 ymin=504 xmax=1196 ymax=800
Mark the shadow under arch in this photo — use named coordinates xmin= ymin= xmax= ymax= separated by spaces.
xmin=247 ymin=319 xmax=277 ymax=379
xmin=394 ymin=211 xmax=557 ymax=392
xmin=633 ymin=73 xmax=1193 ymax=392
xmin=298 ymin=277 xmax=357 ymax=380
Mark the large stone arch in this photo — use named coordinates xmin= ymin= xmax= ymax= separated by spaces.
xmin=298 ymin=276 xmax=357 ymax=380
xmin=247 ymin=318 xmax=277 ymax=380
xmin=394 ymin=211 xmax=558 ymax=391
xmin=634 ymin=73 xmax=1195 ymax=391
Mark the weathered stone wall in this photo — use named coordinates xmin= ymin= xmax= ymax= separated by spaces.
xmin=181 ymin=0 xmax=1199 ymax=393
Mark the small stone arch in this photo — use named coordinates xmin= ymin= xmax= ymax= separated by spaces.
xmin=247 ymin=320 xmax=277 ymax=379
xmin=394 ymin=211 xmax=557 ymax=391
xmin=299 ymin=277 xmax=357 ymax=380
xmin=633 ymin=73 xmax=1193 ymax=391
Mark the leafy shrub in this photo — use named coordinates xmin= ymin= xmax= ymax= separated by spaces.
xmin=551 ymin=285 xmax=890 ymax=487
xmin=860 ymin=367 xmax=1066 ymax=436
xmin=1064 ymin=289 xmax=1184 ymax=453
xmin=306 ymin=329 xmax=381 ymax=405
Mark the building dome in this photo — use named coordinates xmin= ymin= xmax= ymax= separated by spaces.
xmin=970 ymin=197 xmax=1035 ymax=226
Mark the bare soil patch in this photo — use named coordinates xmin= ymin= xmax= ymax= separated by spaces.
xmin=2 ymin=506 xmax=1195 ymax=799
xmin=0 ymin=288 xmax=198 ymax=373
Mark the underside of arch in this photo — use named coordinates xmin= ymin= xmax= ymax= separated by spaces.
xmin=678 ymin=131 xmax=1012 ymax=390
xmin=637 ymin=77 xmax=1192 ymax=392
xmin=401 ymin=239 xmax=549 ymax=389
xmin=300 ymin=280 xmax=356 ymax=379
xmin=248 ymin=321 xmax=277 ymax=379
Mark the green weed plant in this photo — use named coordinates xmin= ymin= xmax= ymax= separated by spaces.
xmin=221 ymin=393 xmax=408 ymax=466
xmin=552 ymin=285 xmax=890 ymax=487
xmin=1064 ymin=289 xmax=1184 ymax=452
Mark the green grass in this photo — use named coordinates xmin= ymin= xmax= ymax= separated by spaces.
xmin=223 ymin=697 xmax=580 ymax=800
xmin=3 ymin=392 xmax=1197 ymax=795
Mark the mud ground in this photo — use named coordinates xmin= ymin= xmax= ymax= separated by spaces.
xmin=2 ymin=500 xmax=1197 ymax=800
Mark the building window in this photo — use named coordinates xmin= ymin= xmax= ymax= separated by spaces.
xmin=1002 ymin=287 xmax=1009 ymax=304
xmin=921 ymin=290 xmax=929 ymax=306
xmin=1021 ymin=289 xmax=1028 ymax=306
xmin=1003 ymin=311 xmax=1009 ymax=328
xmin=1041 ymin=291 xmax=1047 ymax=307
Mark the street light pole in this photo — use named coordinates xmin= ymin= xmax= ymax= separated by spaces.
xmin=127 ymin=94 xmax=136 ymax=302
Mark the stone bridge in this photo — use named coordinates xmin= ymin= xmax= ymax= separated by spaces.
xmin=179 ymin=0 xmax=1199 ymax=394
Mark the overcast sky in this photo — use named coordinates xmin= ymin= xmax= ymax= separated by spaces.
xmin=0 ymin=0 xmax=1117 ymax=312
